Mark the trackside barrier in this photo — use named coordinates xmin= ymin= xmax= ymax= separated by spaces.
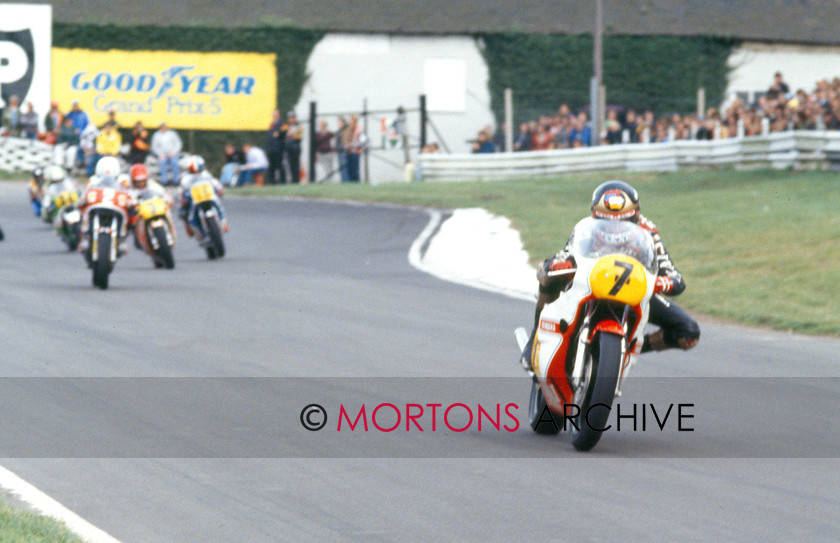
xmin=415 ymin=131 xmax=840 ymax=182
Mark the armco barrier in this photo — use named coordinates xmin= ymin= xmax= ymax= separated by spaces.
xmin=415 ymin=131 xmax=840 ymax=182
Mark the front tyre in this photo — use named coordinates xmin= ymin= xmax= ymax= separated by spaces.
xmin=569 ymin=332 xmax=623 ymax=451
xmin=152 ymin=225 xmax=175 ymax=269
xmin=92 ymin=232 xmax=112 ymax=290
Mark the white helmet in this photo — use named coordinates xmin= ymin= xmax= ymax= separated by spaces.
xmin=46 ymin=165 xmax=67 ymax=183
xmin=95 ymin=156 xmax=121 ymax=177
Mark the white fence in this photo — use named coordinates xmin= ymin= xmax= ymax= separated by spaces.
xmin=0 ymin=137 xmax=55 ymax=173
xmin=415 ymin=131 xmax=840 ymax=182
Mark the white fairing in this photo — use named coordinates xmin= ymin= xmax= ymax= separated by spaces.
xmin=534 ymin=218 xmax=658 ymax=382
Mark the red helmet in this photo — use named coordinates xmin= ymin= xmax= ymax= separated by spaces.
xmin=130 ymin=163 xmax=149 ymax=189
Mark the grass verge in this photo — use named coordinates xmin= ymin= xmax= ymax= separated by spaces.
xmin=0 ymin=496 xmax=84 ymax=543
xmin=234 ymin=169 xmax=840 ymax=335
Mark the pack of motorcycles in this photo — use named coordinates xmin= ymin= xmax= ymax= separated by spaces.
xmin=30 ymin=165 xmax=227 ymax=290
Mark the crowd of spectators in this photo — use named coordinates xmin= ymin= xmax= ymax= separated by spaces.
xmin=471 ymin=72 xmax=840 ymax=153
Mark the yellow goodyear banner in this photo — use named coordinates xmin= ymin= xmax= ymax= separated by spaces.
xmin=52 ymin=48 xmax=277 ymax=130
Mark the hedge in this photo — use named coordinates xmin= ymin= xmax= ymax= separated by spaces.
xmin=478 ymin=33 xmax=738 ymax=126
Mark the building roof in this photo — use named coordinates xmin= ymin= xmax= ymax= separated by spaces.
xmin=18 ymin=0 xmax=840 ymax=45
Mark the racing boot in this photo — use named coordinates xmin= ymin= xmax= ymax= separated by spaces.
xmin=641 ymin=330 xmax=667 ymax=353
xmin=519 ymin=327 xmax=536 ymax=371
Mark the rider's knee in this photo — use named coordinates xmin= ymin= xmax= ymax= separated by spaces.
xmin=676 ymin=320 xmax=700 ymax=350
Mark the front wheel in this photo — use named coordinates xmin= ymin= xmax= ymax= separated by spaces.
xmin=569 ymin=332 xmax=623 ymax=451
xmin=66 ymin=222 xmax=81 ymax=252
xmin=92 ymin=232 xmax=112 ymax=289
xmin=152 ymin=225 xmax=175 ymax=269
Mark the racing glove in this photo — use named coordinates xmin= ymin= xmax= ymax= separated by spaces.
xmin=654 ymin=275 xmax=674 ymax=294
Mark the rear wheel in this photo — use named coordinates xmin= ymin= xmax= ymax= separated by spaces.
xmin=92 ymin=232 xmax=112 ymax=289
xmin=528 ymin=380 xmax=563 ymax=435
xmin=206 ymin=216 xmax=225 ymax=258
xmin=569 ymin=332 xmax=623 ymax=451
xmin=152 ymin=225 xmax=175 ymax=269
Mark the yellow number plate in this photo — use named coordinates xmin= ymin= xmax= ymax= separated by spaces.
xmin=190 ymin=183 xmax=214 ymax=203
xmin=589 ymin=254 xmax=648 ymax=306
xmin=55 ymin=191 xmax=78 ymax=208
xmin=138 ymin=197 xmax=167 ymax=219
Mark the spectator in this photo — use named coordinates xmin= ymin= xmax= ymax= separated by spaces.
xmin=625 ymin=110 xmax=640 ymax=143
xmin=55 ymin=117 xmax=80 ymax=170
xmin=95 ymin=121 xmax=122 ymax=159
xmin=285 ymin=111 xmax=303 ymax=183
xmin=19 ymin=102 xmax=39 ymax=140
xmin=219 ymin=142 xmax=244 ymax=187
xmin=569 ymin=112 xmax=592 ymax=147
xmin=514 ymin=122 xmax=532 ymax=152
xmin=44 ymin=101 xmax=63 ymax=134
xmin=604 ymin=109 xmax=623 ymax=144
xmin=1 ymin=95 xmax=21 ymax=136
xmin=343 ymin=114 xmax=364 ymax=182
xmin=334 ymin=117 xmax=349 ymax=182
xmin=768 ymin=71 xmax=790 ymax=97
xmin=65 ymin=101 xmax=89 ymax=134
xmin=127 ymin=121 xmax=150 ymax=165
xmin=471 ymin=130 xmax=495 ymax=153
xmin=80 ymin=123 xmax=99 ymax=176
xmin=236 ymin=143 xmax=269 ymax=186
xmin=266 ymin=109 xmax=286 ymax=185
xmin=151 ymin=123 xmax=182 ymax=186
xmin=315 ymin=120 xmax=336 ymax=182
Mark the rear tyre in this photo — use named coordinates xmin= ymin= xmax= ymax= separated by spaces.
xmin=92 ymin=232 xmax=112 ymax=290
xmin=206 ymin=216 xmax=225 ymax=258
xmin=569 ymin=332 xmax=623 ymax=451
xmin=528 ymin=380 xmax=563 ymax=435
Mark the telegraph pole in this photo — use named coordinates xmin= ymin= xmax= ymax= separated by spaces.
xmin=590 ymin=0 xmax=603 ymax=146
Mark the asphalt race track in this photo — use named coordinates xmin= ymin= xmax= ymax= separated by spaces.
xmin=0 ymin=181 xmax=838 ymax=541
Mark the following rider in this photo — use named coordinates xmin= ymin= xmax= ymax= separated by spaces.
xmin=177 ymin=155 xmax=229 ymax=238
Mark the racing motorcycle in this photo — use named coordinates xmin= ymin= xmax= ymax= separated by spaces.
xmin=80 ymin=184 xmax=132 ymax=289
xmin=184 ymin=177 xmax=226 ymax=260
xmin=516 ymin=217 xmax=658 ymax=451
xmin=45 ymin=180 xmax=82 ymax=251
xmin=135 ymin=189 xmax=175 ymax=269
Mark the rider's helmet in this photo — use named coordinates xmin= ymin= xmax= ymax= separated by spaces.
xmin=45 ymin=165 xmax=67 ymax=184
xmin=186 ymin=155 xmax=205 ymax=174
xmin=130 ymin=163 xmax=149 ymax=190
xmin=95 ymin=156 xmax=121 ymax=178
xmin=590 ymin=180 xmax=640 ymax=222
xmin=32 ymin=167 xmax=45 ymax=184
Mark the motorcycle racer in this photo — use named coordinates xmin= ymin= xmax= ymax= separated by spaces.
xmin=130 ymin=163 xmax=176 ymax=248
xmin=28 ymin=167 xmax=46 ymax=217
xmin=177 ymin=155 xmax=228 ymax=237
xmin=77 ymin=156 xmax=135 ymax=257
xmin=520 ymin=180 xmax=700 ymax=370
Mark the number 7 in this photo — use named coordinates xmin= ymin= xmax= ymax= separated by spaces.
xmin=609 ymin=261 xmax=634 ymax=295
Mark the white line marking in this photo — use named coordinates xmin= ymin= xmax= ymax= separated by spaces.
xmin=408 ymin=208 xmax=538 ymax=302
xmin=0 ymin=465 xmax=121 ymax=543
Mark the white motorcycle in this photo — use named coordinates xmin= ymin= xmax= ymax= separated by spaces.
xmin=516 ymin=217 xmax=659 ymax=451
